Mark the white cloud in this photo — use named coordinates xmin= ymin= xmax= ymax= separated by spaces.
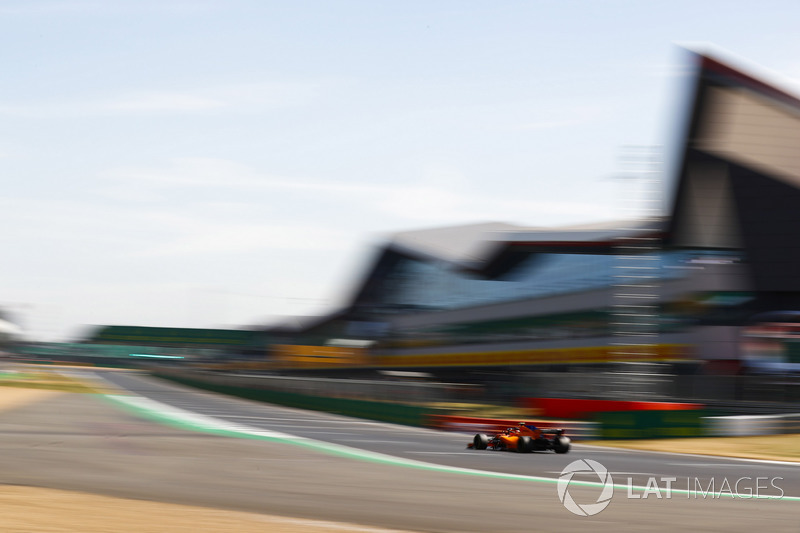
xmin=375 ymin=183 xmax=617 ymax=225
xmin=513 ymin=103 xmax=610 ymax=132
xmin=99 ymin=157 xmax=619 ymax=227
xmin=517 ymin=118 xmax=591 ymax=130
xmin=103 ymin=158 xmax=261 ymax=189
xmin=132 ymin=217 xmax=349 ymax=258
xmin=100 ymin=157 xmax=386 ymax=198
xmin=0 ymin=81 xmax=321 ymax=118
xmin=0 ymin=1 xmax=108 ymax=15
xmin=105 ymin=93 xmax=226 ymax=113
xmin=0 ymin=1 xmax=216 ymax=16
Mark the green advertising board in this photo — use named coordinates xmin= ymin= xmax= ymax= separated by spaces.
xmin=597 ymin=409 xmax=706 ymax=439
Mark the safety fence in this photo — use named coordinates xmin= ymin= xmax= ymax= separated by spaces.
xmin=160 ymin=368 xmax=476 ymax=403
xmin=429 ymin=415 xmax=599 ymax=440
xmin=429 ymin=411 xmax=704 ymax=440
xmin=517 ymin=371 xmax=800 ymax=404
xmin=520 ymin=397 xmax=703 ymax=419
xmin=432 ymin=411 xmax=800 ymax=439
xmin=151 ymin=369 xmax=434 ymax=427
xmin=706 ymin=413 xmax=800 ymax=436
xmin=150 ymin=368 xmax=800 ymax=439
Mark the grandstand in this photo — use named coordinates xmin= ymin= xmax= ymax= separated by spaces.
xmin=59 ymin=51 xmax=800 ymax=381
xmin=272 ymin=51 xmax=800 ymax=376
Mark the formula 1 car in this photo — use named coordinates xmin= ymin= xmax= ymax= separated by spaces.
xmin=467 ymin=422 xmax=571 ymax=453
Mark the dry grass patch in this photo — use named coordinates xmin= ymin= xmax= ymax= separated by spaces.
xmin=0 ymin=369 xmax=101 ymax=394
xmin=0 ymin=387 xmax=62 ymax=412
xmin=0 ymin=485 xmax=414 ymax=533
xmin=585 ymin=434 xmax=800 ymax=462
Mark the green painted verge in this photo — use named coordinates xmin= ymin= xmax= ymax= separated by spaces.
xmin=151 ymin=371 xmax=432 ymax=427
xmin=598 ymin=409 xmax=706 ymax=439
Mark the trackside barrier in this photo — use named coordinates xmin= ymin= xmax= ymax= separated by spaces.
xmin=597 ymin=410 xmax=706 ymax=439
xmin=152 ymin=371 xmax=432 ymax=427
xmin=151 ymin=369 xmax=800 ymax=438
xmin=428 ymin=415 xmax=599 ymax=440
xmin=706 ymin=413 xmax=800 ymax=437
xmin=161 ymin=368 xmax=468 ymax=403
xmin=521 ymin=397 xmax=704 ymax=420
xmin=430 ymin=413 xmax=800 ymax=440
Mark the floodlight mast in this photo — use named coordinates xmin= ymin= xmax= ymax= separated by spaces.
xmin=610 ymin=145 xmax=666 ymax=400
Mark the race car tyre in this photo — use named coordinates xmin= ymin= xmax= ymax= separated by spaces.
xmin=473 ymin=433 xmax=489 ymax=450
xmin=517 ymin=436 xmax=532 ymax=453
xmin=553 ymin=436 xmax=571 ymax=454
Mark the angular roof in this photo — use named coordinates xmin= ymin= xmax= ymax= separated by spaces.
xmin=384 ymin=218 xmax=664 ymax=267
xmin=500 ymin=219 xmax=663 ymax=246
xmin=668 ymin=50 xmax=800 ymax=291
xmin=341 ymin=49 xmax=800 ymax=317
xmin=387 ymin=222 xmax=525 ymax=267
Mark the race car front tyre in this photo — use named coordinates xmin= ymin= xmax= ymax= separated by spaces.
xmin=473 ymin=433 xmax=489 ymax=450
xmin=517 ymin=436 xmax=532 ymax=453
xmin=553 ymin=436 xmax=571 ymax=454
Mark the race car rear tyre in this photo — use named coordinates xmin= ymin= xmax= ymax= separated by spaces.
xmin=553 ymin=436 xmax=571 ymax=454
xmin=473 ymin=433 xmax=489 ymax=450
xmin=517 ymin=436 xmax=532 ymax=453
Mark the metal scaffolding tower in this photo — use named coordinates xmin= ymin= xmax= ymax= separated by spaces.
xmin=609 ymin=145 xmax=667 ymax=399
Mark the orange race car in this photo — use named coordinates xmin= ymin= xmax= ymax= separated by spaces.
xmin=467 ymin=422 xmax=571 ymax=453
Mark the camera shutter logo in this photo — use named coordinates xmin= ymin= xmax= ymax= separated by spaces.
xmin=557 ymin=459 xmax=614 ymax=516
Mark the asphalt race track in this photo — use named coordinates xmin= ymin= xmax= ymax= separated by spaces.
xmin=2 ymin=368 xmax=799 ymax=532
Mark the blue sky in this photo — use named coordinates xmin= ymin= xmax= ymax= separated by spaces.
xmin=3 ymin=1 xmax=800 ymax=341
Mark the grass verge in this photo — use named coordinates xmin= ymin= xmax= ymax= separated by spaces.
xmin=584 ymin=434 xmax=800 ymax=462
xmin=0 ymin=369 xmax=101 ymax=394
